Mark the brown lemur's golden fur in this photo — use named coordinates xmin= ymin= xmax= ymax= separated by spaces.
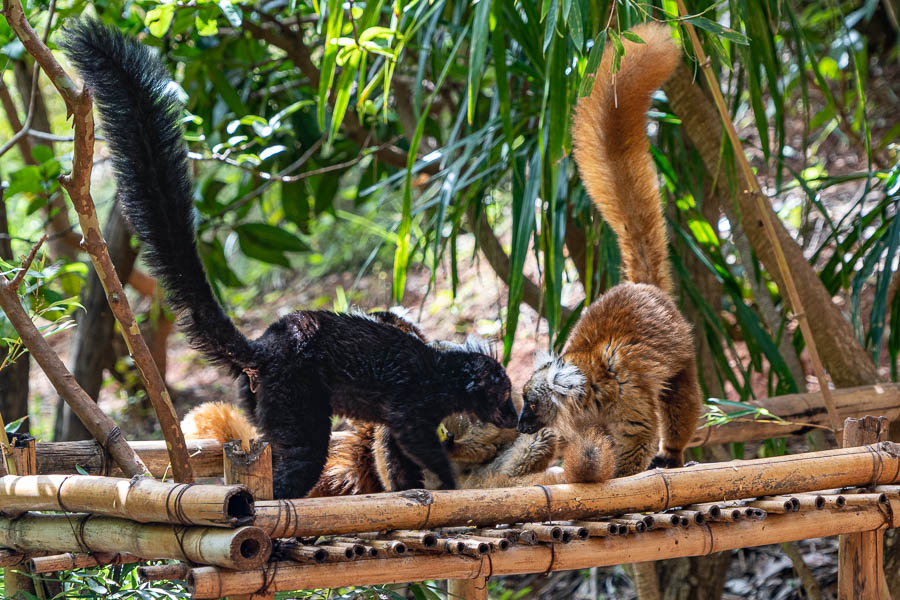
xmin=516 ymin=23 xmax=703 ymax=482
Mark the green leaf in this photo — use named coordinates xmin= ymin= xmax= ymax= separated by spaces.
xmin=684 ymin=16 xmax=749 ymax=45
xmin=467 ymin=0 xmax=491 ymax=124
xmin=233 ymin=223 xmax=310 ymax=252
xmin=567 ymin=0 xmax=584 ymax=53
xmin=542 ymin=0 xmax=559 ymax=54
xmin=145 ymin=4 xmax=175 ymax=38
xmin=4 ymin=415 xmax=26 ymax=433
xmin=217 ymin=0 xmax=243 ymax=27
xmin=317 ymin=0 xmax=345 ymax=130
xmin=578 ymin=30 xmax=606 ymax=97
xmin=75 ymin=464 xmax=89 ymax=476
xmin=195 ymin=14 xmax=218 ymax=37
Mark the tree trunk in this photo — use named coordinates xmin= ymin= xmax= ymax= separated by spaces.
xmin=657 ymin=552 xmax=733 ymax=600
xmin=55 ymin=201 xmax=137 ymax=441
xmin=13 ymin=59 xmax=81 ymax=261
xmin=663 ymin=61 xmax=878 ymax=389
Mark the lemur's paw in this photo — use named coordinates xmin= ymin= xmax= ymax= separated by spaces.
xmin=647 ymin=454 xmax=682 ymax=470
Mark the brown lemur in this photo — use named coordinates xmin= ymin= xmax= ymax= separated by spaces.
xmin=516 ymin=23 xmax=703 ymax=481
xmin=62 ymin=19 xmax=518 ymax=499
xmin=183 ymin=326 xmax=560 ymax=495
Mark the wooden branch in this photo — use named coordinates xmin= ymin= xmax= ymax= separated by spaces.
xmin=254 ymin=442 xmax=900 ymax=537
xmin=0 ymin=241 xmax=150 ymax=478
xmin=188 ymin=504 xmax=897 ymax=598
xmin=689 ymin=383 xmax=900 ymax=447
xmin=0 ymin=475 xmax=254 ymax=527
xmin=29 ymin=552 xmax=140 ymax=574
xmin=2 ymin=0 xmax=193 ymax=481
xmin=0 ymin=514 xmax=271 ymax=570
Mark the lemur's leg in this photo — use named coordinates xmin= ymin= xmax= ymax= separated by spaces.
xmin=496 ymin=428 xmax=558 ymax=477
xmin=256 ymin=378 xmax=332 ymax=499
xmin=392 ymin=423 xmax=457 ymax=490
xmin=649 ymin=359 xmax=703 ymax=469
xmin=383 ymin=431 xmax=425 ymax=491
xmin=612 ymin=392 xmax=659 ymax=477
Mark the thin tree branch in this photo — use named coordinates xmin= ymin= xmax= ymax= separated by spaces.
xmin=3 ymin=0 xmax=194 ymax=482
xmin=0 ymin=237 xmax=150 ymax=478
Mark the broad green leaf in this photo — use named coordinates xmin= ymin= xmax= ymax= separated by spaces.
xmin=145 ymin=4 xmax=175 ymax=38
xmin=467 ymin=0 xmax=491 ymax=124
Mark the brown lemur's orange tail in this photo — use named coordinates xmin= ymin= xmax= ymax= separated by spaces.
xmin=572 ymin=23 xmax=681 ymax=294
xmin=560 ymin=430 xmax=616 ymax=483
xmin=181 ymin=401 xmax=259 ymax=451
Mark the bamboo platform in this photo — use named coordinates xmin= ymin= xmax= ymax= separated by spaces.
xmin=2 ymin=418 xmax=898 ymax=599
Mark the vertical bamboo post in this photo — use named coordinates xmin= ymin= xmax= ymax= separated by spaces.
xmin=448 ymin=576 xmax=489 ymax=600
xmin=5 ymin=435 xmax=35 ymax=599
xmin=224 ymin=439 xmax=273 ymax=600
xmin=838 ymin=416 xmax=889 ymax=600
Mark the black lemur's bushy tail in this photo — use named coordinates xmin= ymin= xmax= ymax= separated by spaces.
xmin=61 ymin=19 xmax=255 ymax=376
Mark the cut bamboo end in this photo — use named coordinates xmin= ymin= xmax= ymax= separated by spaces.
xmin=280 ymin=544 xmax=328 ymax=564
xmin=0 ymin=474 xmax=254 ymax=527
xmin=520 ymin=524 xmax=563 ymax=542
xmin=464 ymin=535 xmax=510 ymax=551
xmin=749 ymin=499 xmax=795 ymax=514
xmin=569 ymin=521 xmax=625 ymax=537
xmin=315 ymin=545 xmax=356 ymax=561
xmin=821 ymin=494 xmax=846 ymax=509
xmin=373 ymin=531 xmax=438 ymax=550
xmin=766 ymin=496 xmax=802 ymax=512
xmin=673 ymin=510 xmax=705 ymax=525
xmin=705 ymin=507 xmax=743 ymax=522
xmin=736 ymin=507 xmax=767 ymax=520
xmin=328 ymin=541 xmax=365 ymax=557
xmin=644 ymin=513 xmax=681 ymax=529
xmin=842 ymin=493 xmax=888 ymax=506
xmin=137 ymin=562 xmax=190 ymax=582
xmin=611 ymin=518 xmax=646 ymax=534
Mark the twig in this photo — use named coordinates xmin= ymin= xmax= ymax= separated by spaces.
xmin=0 ymin=237 xmax=150 ymax=477
xmin=675 ymin=0 xmax=843 ymax=442
xmin=3 ymin=0 xmax=194 ymax=481
xmin=0 ymin=61 xmax=39 ymax=158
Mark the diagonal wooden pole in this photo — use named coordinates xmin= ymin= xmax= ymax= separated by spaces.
xmin=674 ymin=0 xmax=842 ymax=442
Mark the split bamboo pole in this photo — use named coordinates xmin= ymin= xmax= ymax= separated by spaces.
xmin=29 ymin=552 xmax=140 ymax=573
xmin=255 ymin=443 xmax=900 ymax=537
xmin=0 ymin=513 xmax=271 ymax=570
xmin=34 ymin=439 xmax=223 ymax=478
xmin=0 ymin=474 xmax=254 ymax=527
xmin=839 ymin=416 xmax=889 ymax=600
xmin=188 ymin=503 xmax=899 ymax=598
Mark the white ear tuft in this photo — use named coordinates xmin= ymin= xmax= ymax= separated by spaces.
xmin=534 ymin=350 xmax=554 ymax=370
xmin=463 ymin=334 xmax=494 ymax=357
xmin=545 ymin=358 xmax=586 ymax=399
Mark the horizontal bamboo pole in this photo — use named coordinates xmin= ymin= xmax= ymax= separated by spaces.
xmin=0 ymin=475 xmax=253 ymax=527
xmin=189 ymin=503 xmax=898 ymax=597
xmin=0 ymin=513 xmax=270 ymax=570
xmin=254 ymin=443 xmax=900 ymax=537
xmin=29 ymin=552 xmax=140 ymax=573
xmin=689 ymin=383 xmax=900 ymax=447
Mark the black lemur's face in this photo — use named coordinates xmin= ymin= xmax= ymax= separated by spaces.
xmin=466 ymin=355 xmax=518 ymax=429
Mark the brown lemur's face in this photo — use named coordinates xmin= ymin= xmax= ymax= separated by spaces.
xmin=517 ymin=352 xmax=586 ymax=434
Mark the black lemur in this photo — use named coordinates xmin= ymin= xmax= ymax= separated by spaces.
xmin=61 ymin=19 xmax=518 ymax=498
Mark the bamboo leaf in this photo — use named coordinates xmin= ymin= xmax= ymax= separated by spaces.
xmin=468 ymin=0 xmax=492 ymax=124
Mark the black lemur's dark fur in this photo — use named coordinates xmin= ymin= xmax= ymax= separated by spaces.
xmin=61 ymin=19 xmax=518 ymax=498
